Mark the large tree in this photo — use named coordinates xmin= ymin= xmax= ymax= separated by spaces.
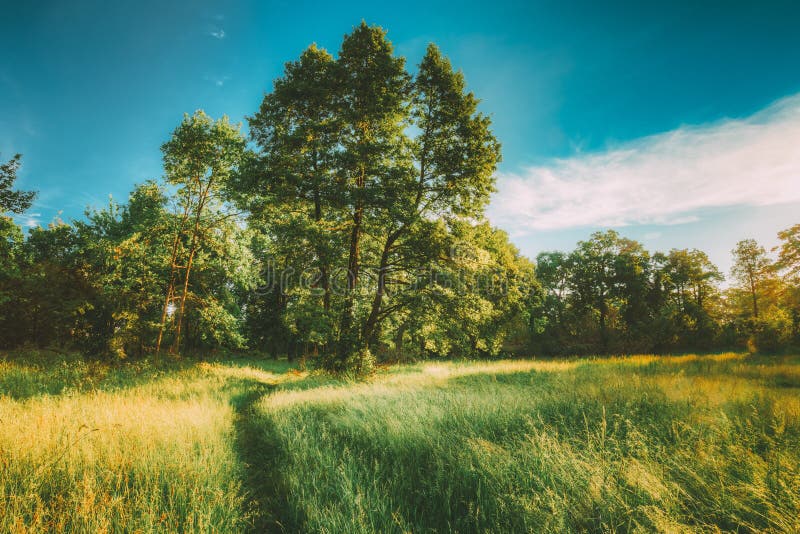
xmin=242 ymin=23 xmax=501 ymax=371
xmin=330 ymin=23 xmax=413 ymax=365
xmin=359 ymin=43 xmax=500 ymax=351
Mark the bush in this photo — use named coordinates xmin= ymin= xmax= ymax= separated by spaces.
xmin=345 ymin=346 xmax=375 ymax=375
xmin=752 ymin=311 xmax=794 ymax=353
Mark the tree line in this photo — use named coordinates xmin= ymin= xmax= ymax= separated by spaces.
xmin=531 ymin=230 xmax=800 ymax=356
xmin=1 ymin=23 xmax=798 ymax=371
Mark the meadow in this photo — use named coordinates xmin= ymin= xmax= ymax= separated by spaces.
xmin=1 ymin=351 xmax=799 ymax=533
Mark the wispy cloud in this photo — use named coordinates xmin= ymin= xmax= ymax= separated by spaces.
xmin=209 ymin=28 xmax=225 ymax=39
xmin=204 ymin=74 xmax=230 ymax=87
xmin=11 ymin=212 xmax=42 ymax=228
xmin=23 ymin=213 xmax=41 ymax=227
xmin=488 ymin=93 xmax=800 ymax=232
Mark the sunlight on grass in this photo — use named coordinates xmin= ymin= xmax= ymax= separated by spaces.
xmin=254 ymin=353 xmax=800 ymax=532
xmin=0 ymin=358 xmax=251 ymax=532
xmin=265 ymin=359 xmax=577 ymax=410
xmin=1 ymin=352 xmax=799 ymax=532
xmin=197 ymin=361 xmax=307 ymax=388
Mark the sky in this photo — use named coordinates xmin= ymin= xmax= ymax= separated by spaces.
xmin=2 ymin=0 xmax=799 ymax=276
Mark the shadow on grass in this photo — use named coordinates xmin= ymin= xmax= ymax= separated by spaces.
xmin=230 ymin=378 xmax=307 ymax=534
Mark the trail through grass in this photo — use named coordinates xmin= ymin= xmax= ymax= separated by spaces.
xmin=230 ymin=379 xmax=278 ymax=532
xmin=1 ymin=352 xmax=799 ymax=532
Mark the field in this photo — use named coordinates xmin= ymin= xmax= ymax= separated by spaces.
xmin=1 ymin=352 xmax=799 ymax=533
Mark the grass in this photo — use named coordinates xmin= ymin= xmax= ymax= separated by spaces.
xmin=1 ymin=351 xmax=799 ymax=532
xmin=0 ymin=352 xmax=292 ymax=532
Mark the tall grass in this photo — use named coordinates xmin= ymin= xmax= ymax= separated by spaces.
xmin=252 ymin=354 xmax=800 ymax=533
xmin=1 ymin=352 xmax=799 ymax=532
xmin=0 ymin=352 xmax=292 ymax=532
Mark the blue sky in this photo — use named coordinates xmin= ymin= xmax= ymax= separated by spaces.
xmin=2 ymin=1 xmax=799 ymax=275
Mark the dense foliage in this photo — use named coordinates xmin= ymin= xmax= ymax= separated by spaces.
xmin=1 ymin=25 xmax=798 ymax=369
xmin=531 ymin=229 xmax=800 ymax=355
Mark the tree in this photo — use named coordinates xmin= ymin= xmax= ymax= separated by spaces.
xmin=530 ymin=251 xmax=574 ymax=353
xmin=536 ymin=252 xmax=570 ymax=321
xmin=655 ymin=248 xmax=723 ymax=349
xmin=157 ymin=111 xmax=247 ymax=355
xmin=774 ymin=224 xmax=800 ymax=342
xmin=775 ymin=224 xmax=800 ymax=282
xmin=73 ymin=184 xmax=174 ymax=357
xmin=247 ymin=44 xmax=341 ymax=313
xmin=359 ymin=43 xmax=500 ymax=352
xmin=568 ymin=231 xmax=627 ymax=351
xmin=241 ymin=23 xmax=501 ymax=371
xmin=731 ymin=239 xmax=771 ymax=319
xmin=0 ymin=220 xmax=88 ymax=348
xmin=0 ymin=154 xmax=36 ymax=214
xmin=331 ymin=22 xmax=413 ymax=365
xmin=662 ymin=249 xmax=722 ymax=310
xmin=69 ymin=180 xmax=256 ymax=358
xmin=242 ymin=44 xmax=345 ymax=359
xmin=0 ymin=154 xmax=38 ymax=347
xmin=529 ymin=234 xmax=727 ymax=355
xmin=401 ymin=222 xmax=533 ymax=359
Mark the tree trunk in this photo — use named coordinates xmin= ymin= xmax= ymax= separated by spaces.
xmin=750 ymin=278 xmax=759 ymax=319
xmin=394 ymin=321 xmax=406 ymax=356
xmin=599 ymin=300 xmax=608 ymax=352
xmin=312 ymin=186 xmax=331 ymax=313
xmin=337 ymin=166 xmax=365 ymax=362
xmin=156 ymin=201 xmax=191 ymax=357
xmin=172 ymin=178 xmax=212 ymax=354
xmin=363 ymin=229 xmax=401 ymax=345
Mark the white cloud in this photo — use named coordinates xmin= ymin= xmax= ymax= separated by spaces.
xmin=210 ymin=28 xmax=225 ymax=39
xmin=488 ymin=93 xmax=800 ymax=232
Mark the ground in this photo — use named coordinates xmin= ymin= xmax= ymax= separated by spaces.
xmin=1 ymin=352 xmax=799 ymax=532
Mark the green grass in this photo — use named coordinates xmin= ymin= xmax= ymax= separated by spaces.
xmin=2 ymin=352 xmax=799 ymax=532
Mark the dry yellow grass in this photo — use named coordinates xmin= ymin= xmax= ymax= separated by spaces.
xmin=0 ymin=362 xmax=249 ymax=532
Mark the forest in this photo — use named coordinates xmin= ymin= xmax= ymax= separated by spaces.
xmin=1 ymin=24 xmax=799 ymax=372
